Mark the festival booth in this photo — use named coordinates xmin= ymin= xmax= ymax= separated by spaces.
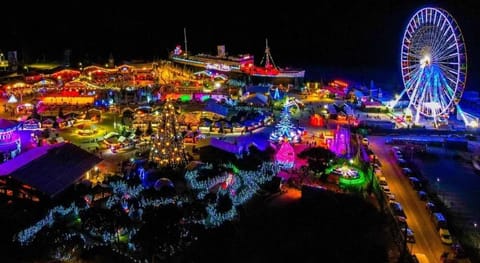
xmin=4 ymin=82 xmax=34 ymax=97
xmin=0 ymin=119 xmax=22 ymax=162
xmin=86 ymin=109 xmax=102 ymax=122
xmin=41 ymin=118 xmax=55 ymax=129
xmin=16 ymin=103 xmax=35 ymax=115
xmin=57 ymin=117 xmax=75 ymax=129
xmin=310 ymin=114 xmax=324 ymax=127
xmin=76 ymin=123 xmax=97 ymax=136
xmin=242 ymin=93 xmax=269 ymax=107
xmin=22 ymin=118 xmax=42 ymax=130
xmin=51 ymin=69 xmax=81 ymax=82
xmin=63 ymin=80 xmax=90 ymax=94
xmin=32 ymin=79 xmax=57 ymax=93
xmin=41 ymin=94 xmax=95 ymax=106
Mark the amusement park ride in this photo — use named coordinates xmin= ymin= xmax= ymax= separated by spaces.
xmin=391 ymin=7 xmax=476 ymax=128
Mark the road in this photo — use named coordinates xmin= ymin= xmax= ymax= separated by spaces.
xmin=369 ymin=136 xmax=453 ymax=263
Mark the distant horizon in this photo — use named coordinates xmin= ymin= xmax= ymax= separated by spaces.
xmin=10 ymin=53 xmax=477 ymax=94
xmin=4 ymin=0 xmax=480 ymax=91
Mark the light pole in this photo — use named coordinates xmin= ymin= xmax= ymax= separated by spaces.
xmin=474 ymin=222 xmax=478 ymax=245
xmin=436 ymin=177 xmax=442 ymax=202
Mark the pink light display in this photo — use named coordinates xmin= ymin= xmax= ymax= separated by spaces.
xmin=330 ymin=125 xmax=351 ymax=157
xmin=275 ymin=141 xmax=295 ymax=169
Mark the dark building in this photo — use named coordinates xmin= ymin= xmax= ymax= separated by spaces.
xmin=0 ymin=143 xmax=102 ymax=202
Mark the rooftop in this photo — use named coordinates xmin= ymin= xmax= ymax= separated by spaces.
xmin=5 ymin=143 xmax=102 ymax=198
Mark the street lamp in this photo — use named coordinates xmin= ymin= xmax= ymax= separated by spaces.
xmin=474 ymin=222 xmax=479 ymax=250
xmin=436 ymin=177 xmax=442 ymax=202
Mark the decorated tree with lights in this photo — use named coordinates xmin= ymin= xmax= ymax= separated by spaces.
xmin=269 ymin=106 xmax=301 ymax=143
xmin=149 ymin=100 xmax=187 ymax=167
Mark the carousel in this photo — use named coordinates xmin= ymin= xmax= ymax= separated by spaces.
xmin=0 ymin=118 xmax=22 ymax=161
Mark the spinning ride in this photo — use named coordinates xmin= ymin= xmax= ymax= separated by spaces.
xmin=399 ymin=7 xmax=467 ymax=124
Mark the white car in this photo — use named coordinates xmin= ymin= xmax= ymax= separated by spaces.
xmin=379 ymin=177 xmax=388 ymax=186
xmin=387 ymin=193 xmax=396 ymax=201
xmin=362 ymin=138 xmax=369 ymax=146
xmin=402 ymin=168 xmax=413 ymax=175
xmin=439 ymin=228 xmax=453 ymax=245
xmin=381 ymin=184 xmax=391 ymax=193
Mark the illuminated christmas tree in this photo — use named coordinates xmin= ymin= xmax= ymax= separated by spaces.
xmin=149 ymin=100 xmax=187 ymax=167
xmin=269 ymin=107 xmax=301 ymax=143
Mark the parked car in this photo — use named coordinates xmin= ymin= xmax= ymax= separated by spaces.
xmin=390 ymin=201 xmax=406 ymax=218
xmin=408 ymin=177 xmax=423 ymax=190
xmin=452 ymin=243 xmax=467 ymax=258
xmin=391 ymin=146 xmax=401 ymax=151
xmin=379 ymin=177 xmax=388 ymax=186
xmin=402 ymin=167 xmax=413 ymax=176
xmin=433 ymin=212 xmax=448 ymax=229
xmin=439 ymin=228 xmax=453 ymax=244
xmin=362 ymin=137 xmax=369 ymax=146
xmin=386 ymin=193 xmax=396 ymax=201
xmin=396 ymin=216 xmax=408 ymax=228
xmin=402 ymin=227 xmax=416 ymax=243
xmin=426 ymin=202 xmax=438 ymax=214
xmin=381 ymin=184 xmax=391 ymax=193
xmin=397 ymin=158 xmax=408 ymax=167
xmin=393 ymin=151 xmax=403 ymax=159
xmin=418 ymin=190 xmax=428 ymax=201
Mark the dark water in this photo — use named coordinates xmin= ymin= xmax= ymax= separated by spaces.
xmin=413 ymin=146 xmax=480 ymax=225
xmin=305 ymin=66 xmax=402 ymax=87
xmin=303 ymin=65 xmax=480 ymax=95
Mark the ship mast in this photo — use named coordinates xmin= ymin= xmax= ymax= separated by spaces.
xmin=265 ymin=38 xmax=271 ymax=68
xmin=184 ymin=27 xmax=188 ymax=56
xmin=261 ymin=38 xmax=277 ymax=69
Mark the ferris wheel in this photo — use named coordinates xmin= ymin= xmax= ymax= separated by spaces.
xmin=400 ymin=7 xmax=467 ymax=122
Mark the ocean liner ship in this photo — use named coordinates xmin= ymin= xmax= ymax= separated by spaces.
xmin=241 ymin=39 xmax=305 ymax=79
xmin=169 ymin=33 xmax=305 ymax=82
xmin=170 ymin=44 xmax=254 ymax=74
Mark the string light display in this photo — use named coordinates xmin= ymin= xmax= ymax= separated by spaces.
xmin=149 ymin=100 xmax=187 ymax=167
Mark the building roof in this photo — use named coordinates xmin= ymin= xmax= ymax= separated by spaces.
xmin=204 ymin=100 xmax=229 ymax=117
xmin=198 ymin=132 xmax=272 ymax=154
xmin=245 ymin=85 xmax=270 ymax=94
xmin=243 ymin=93 xmax=268 ymax=105
xmin=7 ymin=143 xmax=102 ymax=198
xmin=0 ymin=118 xmax=20 ymax=131
xmin=0 ymin=144 xmax=57 ymax=176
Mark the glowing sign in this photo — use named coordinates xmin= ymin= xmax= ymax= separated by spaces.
xmin=22 ymin=119 xmax=41 ymax=130
xmin=206 ymin=63 xmax=231 ymax=72
xmin=174 ymin=45 xmax=183 ymax=55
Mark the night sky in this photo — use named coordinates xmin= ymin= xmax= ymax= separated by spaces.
xmin=3 ymin=0 xmax=480 ymax=88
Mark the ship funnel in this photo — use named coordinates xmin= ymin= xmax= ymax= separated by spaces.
xmin=217 ymin=45 xmax=226 ymax=58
